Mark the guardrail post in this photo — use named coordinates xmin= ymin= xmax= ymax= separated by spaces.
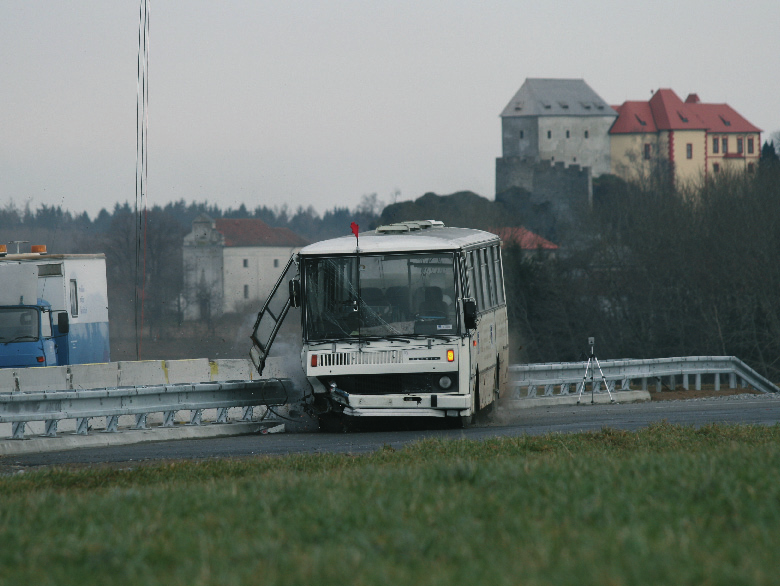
xmin=695 ymin=374 xmax=701 ymax=391
xmin=656 ymin=378 xmax=662 ymax=393
xmin=683 ymin=374 xmax=689 ymax=390
xmin=526 ymin=385 xmax=537 ymax=398
xmin=11 ymin=421 xmax=26 ymax=440
xmin=544 ymin=384 xmax=555 ymax=397
xmin=162 ymin=411 xmax=176 ymax=427
xmin=241 ymin=406 xmax=254 ymax=421
xmin=76 ymin=418 xmax=89 ymax=435
xmin=215 ymin=407 xmax=229 ymax=423
xmin=44 ymin=419 xmax=59 ymax=437
xmin=642 ymin=377 xmax=648 ymax=391
xmin=669 ymin=375 xmax=676 ymax=391
xmin=560 ymin=383 xmax=570 ymax=395
xmin=714 ymin=374 xmax=720 ymax=391
xmin=135 ymin=414 xmax=150 ymax=429
xmin=621 ymin=378 xmax=630 ymax=390
xmin=729 ymin=373 xmax=736 ymax=389
xmin=105 ymin=416 xmax=119 ymax=433
xmin=188 ymin=409 xmax=203 ymax=426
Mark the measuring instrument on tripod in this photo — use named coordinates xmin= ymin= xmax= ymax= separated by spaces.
xmin=577 ymin=337 xmax=616 ymax=405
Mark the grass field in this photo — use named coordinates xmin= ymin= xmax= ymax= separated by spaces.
xmin=1 ymin=423 xmax=779 ymax=586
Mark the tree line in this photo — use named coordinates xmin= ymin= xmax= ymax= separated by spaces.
xmin=4 ymin=144 xmax=780 ymax=376
xmin=1 ymin=194 xmax=387 ymax=357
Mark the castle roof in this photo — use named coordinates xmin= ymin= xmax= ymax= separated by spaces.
xmin=501 ymin=78 xmax=617 ymax=118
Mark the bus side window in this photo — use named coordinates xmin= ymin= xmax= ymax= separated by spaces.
xmin=485 ymin=247 xmax=497 ymax=308
xmin=470 ymin=250 xmax=483 ymax=311
xmin=70 ymin=279 xmax=79 ymax=317
xmin=493 ymin=245 xmax=505 ymax=305
xmin=479 ymin=248 xmax=491 ymax=310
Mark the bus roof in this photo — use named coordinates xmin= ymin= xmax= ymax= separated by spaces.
xmin=299 ymin=223 xmax=500 ymax=256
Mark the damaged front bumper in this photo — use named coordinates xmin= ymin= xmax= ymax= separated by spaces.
xmin=327 ymin=386 xmax=470 ymax=418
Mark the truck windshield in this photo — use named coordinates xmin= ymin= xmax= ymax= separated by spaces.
xmin=303 ymin=252 xmax=459 ymax=340
xmin=0 ymin=308 xmax=40 ymax=343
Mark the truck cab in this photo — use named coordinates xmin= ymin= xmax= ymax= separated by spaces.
xmin=0 ymin=300 xmax=68 ymax=368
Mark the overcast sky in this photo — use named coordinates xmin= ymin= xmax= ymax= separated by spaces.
xmin=2 ymin=0 xmax=779 ymax=219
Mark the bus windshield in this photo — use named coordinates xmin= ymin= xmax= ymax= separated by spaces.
xmin=0 ymin=308 xmax=40 ymax=343
xmin=303 ymin=252 xmax=460 ymax=340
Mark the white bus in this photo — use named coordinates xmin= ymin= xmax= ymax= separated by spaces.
xmin=250 ymin=220 xmax=508 ymax=428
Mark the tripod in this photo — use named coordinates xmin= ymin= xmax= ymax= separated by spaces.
xmin=577 ymin=337 xmax=616 ymax=405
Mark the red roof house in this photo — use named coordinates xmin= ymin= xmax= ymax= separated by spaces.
xmin=610 ymin=89 xmax=761 ymax=182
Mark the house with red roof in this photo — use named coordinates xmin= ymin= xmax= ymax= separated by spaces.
xmin=489 ymin=226 xmax=559 ymax=259
xmin=182 ymin=214 xmax=308 ymax=320
xmin=610 ymin=89 xmax=761 ymax=183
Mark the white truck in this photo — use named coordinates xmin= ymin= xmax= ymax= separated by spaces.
xmin=0 ymin=247 xmax=110 ymax=368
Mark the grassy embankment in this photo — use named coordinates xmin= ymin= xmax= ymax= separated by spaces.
xmin=2 ymin=423 xmax=779 ymax=585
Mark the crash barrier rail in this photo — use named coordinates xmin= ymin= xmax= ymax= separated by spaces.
xmin=0 ymin=358 xmax=292 ymax=440
xmin=509 ymin=356 xmax=779 ymax=399
xmin=0 ymin=379 xmax=292 ymax=440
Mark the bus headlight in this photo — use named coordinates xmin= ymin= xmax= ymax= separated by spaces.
xmin=438 ymin=376 xmax=453 ymax=390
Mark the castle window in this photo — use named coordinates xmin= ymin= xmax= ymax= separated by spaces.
xmin=243 ymin=259 xmax=248 ymax=268
xmin=713 ymin=163 xmax=720 ymax=173
xmin=748 ymin=138 xmax=754 ymax=154
xmin=584 ymin=130 xmax=589 ymax=139
xmin=722 ymin=137 xmax=728 ymax=154
xmin=737 ymin=138 xmax=743 ymax=154
xmin=243 ymin=285 xmax=249 ymax=299
xmin=519 ymin=130 xmax=524 ymax=139
xmin=712 ymin=137 xmax=719 ymax=154
xmin=644 ymin=144 xmax=652 ymax=160
xmin=547 ymin=130 xmax=552 ymax=139
xmin=686 ymin=144 xmax=693 ymax=159
xmin=274 ymin=259 xmax=280 ymax=268
xmin=566 ymin=130 xmax=570 ymax=138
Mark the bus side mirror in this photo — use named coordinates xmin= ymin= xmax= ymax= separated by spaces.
xmin=289 ymin=280 xmax=301 ymax=308
xmin=463 ymin=299 xmax=477 ymax=330
xmin=57 ymin=312 xmax=70 ymax=334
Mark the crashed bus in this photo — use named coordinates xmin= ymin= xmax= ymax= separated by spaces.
xmin=250 ymin=220 xmax=508 ymax=428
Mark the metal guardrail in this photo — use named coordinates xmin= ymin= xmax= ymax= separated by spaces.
xmin=509 ymin=356 xmax=780 ymax=399
xmin=0 ymin=379 xmax=292 ymax=440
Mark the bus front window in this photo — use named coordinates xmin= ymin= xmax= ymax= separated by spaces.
xmin=304 ymin=253 xmax=459 ymax=340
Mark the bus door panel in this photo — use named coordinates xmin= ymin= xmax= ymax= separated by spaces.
xmin=250 ymin=255 xmax=298 ymax=375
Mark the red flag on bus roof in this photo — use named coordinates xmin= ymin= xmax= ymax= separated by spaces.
xmin=351 ymin=222 xmax=359 ymax=237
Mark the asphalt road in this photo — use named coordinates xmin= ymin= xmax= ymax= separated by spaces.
xmin=4 ymin=394 xmax=780 ymax=470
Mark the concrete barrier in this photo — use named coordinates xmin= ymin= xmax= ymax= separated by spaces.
xmin=70 ymin=362 xmax=120 ymax=390
xmin=118 ymin=360 xmax=167 ymax=386
xmin=264 ymin=357 xmax=289 ymax=378
xmin=211 ymin=359 xmax=254 ymax=381
xmin=0 ymin=369 xmax=17 ymax=393
xmin=166 ymin=358 xmax=211 ymax=384
xmin=16 ymin=365 xmax=70 ymax=392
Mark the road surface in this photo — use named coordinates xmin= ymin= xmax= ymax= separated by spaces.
xmin=3 ymin=394 xmax=779 ymax=471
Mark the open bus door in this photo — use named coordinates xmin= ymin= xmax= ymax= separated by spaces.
xmin=249 ymin=254 xmax=299 ymax=376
